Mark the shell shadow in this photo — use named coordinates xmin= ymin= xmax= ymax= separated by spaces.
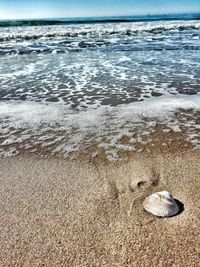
xmin=174 ymin=198 xmax=184 ymax=216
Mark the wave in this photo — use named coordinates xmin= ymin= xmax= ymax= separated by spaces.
xmin=0 ymin=44 xmax=199 ymax=57
xmin=0 ymin=19 xmax=199 ymax=56
xmin=0 ymin=23 xmax=199 ymax=42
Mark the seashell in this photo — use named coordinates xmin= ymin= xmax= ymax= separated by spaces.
xmin=143 ymin=191 xmax=179 ymax=217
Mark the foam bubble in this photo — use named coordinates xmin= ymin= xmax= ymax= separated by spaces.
xmin=0 ymin=94 xmax=199 ymax=160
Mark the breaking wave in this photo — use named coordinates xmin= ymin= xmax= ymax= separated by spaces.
xmin=0 ymin=19 xmax=199 ymax=56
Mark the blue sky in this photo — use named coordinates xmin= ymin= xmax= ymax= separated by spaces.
xmin=0 ymin=0 xmax=199 ymax=19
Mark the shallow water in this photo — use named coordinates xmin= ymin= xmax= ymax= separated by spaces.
xmin=0 ymin=16 xmax=200 ymax=160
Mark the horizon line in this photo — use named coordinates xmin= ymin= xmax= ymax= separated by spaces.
xmin=0 ymin=11 xmax=199 ymax=21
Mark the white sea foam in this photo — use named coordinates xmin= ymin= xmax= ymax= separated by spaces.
xmin=0 ymin=94 xmax=199 ymax=125
xmin=0 ymin=20 xmax=199 ymax=42
xmin=0 ymin=94 xmax=199 ymax=159
xmin=0 ymin=19 xmax=199 ymax=159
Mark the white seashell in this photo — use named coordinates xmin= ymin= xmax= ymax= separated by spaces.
xmin=143 ymin=191 xmax=179 ymax=217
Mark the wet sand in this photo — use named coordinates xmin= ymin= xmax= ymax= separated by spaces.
xmin=0 ymin=148 xmax=199 ymax=266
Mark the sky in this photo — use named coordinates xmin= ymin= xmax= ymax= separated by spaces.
xmin=0 ymin=0 xmax=199 ymax=20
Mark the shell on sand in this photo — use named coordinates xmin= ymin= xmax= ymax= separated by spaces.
xmin=143 ymin=191 xmax=179 ymax=217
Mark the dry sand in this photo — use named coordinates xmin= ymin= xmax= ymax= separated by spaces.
xmin=0 ymin=149 xmax=199 ymax=266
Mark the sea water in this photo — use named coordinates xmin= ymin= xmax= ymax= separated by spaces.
xmin=0 ymin=14 xmax=199 ymax=159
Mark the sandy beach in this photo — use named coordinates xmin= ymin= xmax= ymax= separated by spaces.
xmin=0 ymin=146 xmax=199 ymax=266
xmin=0 ymin=13 xmax=200 ymax=267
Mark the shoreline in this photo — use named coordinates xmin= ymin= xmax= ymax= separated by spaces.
xmin=0 ymin=14 xmax=199 ymax=266
xmin=0 ymin=97 xmax=200 ymax=160
xmin=0 ymin=146 xmax=199 ymax=266
xmin=1 ymin=119 xmax=199 ymax=162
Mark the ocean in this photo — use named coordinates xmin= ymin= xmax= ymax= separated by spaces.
xmin=0 ymin=13 xmax=200 ymax=160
